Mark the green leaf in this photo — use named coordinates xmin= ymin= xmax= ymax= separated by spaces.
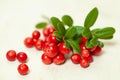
xmin=75 ymin=26 xmax=84 ymax=36
xmin=62 ymin=15 xmax=73 ymax=26
xmin=67 ymin=39 xmax=81 ymax=53
xmin=90 ymin=37 xmax=99 ymax=46
xmin=91 ymin=28 xmax=101 ymax=34
xmin=35 ymin=22 xmax=47 ymax=29
xmin=86 ymin=41 xmax=93 ymax=48
xmin=64 ymin=27 xmax=76 ymax=39
xmin=94 ymin=27 xmax=115 ymax=39
xmin=50 ymin=17 xmax=61 ymax=30
xmin=57 ymin=22 xmax=66 ymax=35
xmin=98 ymin=41 xmax=104 ymax=48
xmin=82 ymin=27 xmax=92 ymax=38
xmin=84 ymin=7 xmax=99 ymax=28
xmin=65 ymin=40 xmax=70 ymax=48
xmin=54 ymin=31 xmax=63 ymax=41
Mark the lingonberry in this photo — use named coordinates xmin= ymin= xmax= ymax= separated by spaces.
xmin=81 ymin=37 xmax=88 ymax=43
xmin=87 ymin=46 xmax=97 ymax=52
xmin=41 ymin=53 xmax=53 ymax=64
xmin=6 ymin=50 xmax=16 ymax=61
xmin=34 ymin=39 xmax=44 ymax=50
xmin=87 ymin=55 xmax=93 ymax=63
xmin=71 ymin=53 xmax=81 ymax=64
xmin=53 ymin=53 xmax=65 ymax=65
xmin=17 ymin=52 xmax=27 ymax=63
xmin=17 ymin=63 xmax=29 ymax=75
xmin=43 ymin=27 xmax=50 ymax=37
xmin=44 ymin=43 xmax=58 ymax=58
xmin=24 ymin=37 xmax=34 ymax=48
xmin=80 ymin=58 xmax=89 ymax=68
xmin=81 ymin=49 xmax=90 ymax=58
xmin=92 ymin=46 xmax=102 ymax=55
xmin=46 ymin=34 xmax=58 ymax=44
xmin=48 ymin=26 xmax=55 ymax=34
xmin=58 ymin=42 xmax=71 ymax=55
xmin=32 ymin=30 xmax=40 ymax=39
xmin=79 ymin=43 xmax=87 ymax=50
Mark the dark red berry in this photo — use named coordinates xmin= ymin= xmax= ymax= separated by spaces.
xmin=79 ymin=43 xmax=86 ymax=50
xmin=53 ymin=53 xmax=65 ymax=65
xmin=71 ymin=53 xmax=81 ymax=64
xmin=46 ymin=34 xmax=58 ymax=44
xmin=80 ymin=58 xmax=89 ymax=68
xmin=44 ymin=43 xmax=58 ymax=58
xmin=6 ymin=50 xmax=16 ymax=61
xmin=87 ymin=55 xmax=93 ymax=63
xmin=43 ymin=28 xmax=50 ymax=37
xmin=18 ymin=63 xmax=29 ymax=75
xmin=34 ymin=39 xmax=44 ymax=50
xmin=92 ymin=46 xmax=102 ymax=55
xmin=87 ymin=46 xmax=97 ymax=52
xmin=32 ymin=30 xmax=40 ymax=39
xmin=17 ymin=52 xmax=27 ymax=63
xmin=41 ymin=53 xmax=52 ymax=64
xmin=48 ymin=26 xmax=55 ymax=34
xmin=81 ymin=49 xmax=90 ymax=58
xmin=24 ymin=37 xmax=34 ymax=48
xmin=58 ymin=42 xmax=71 ymax=55
xmin=81 ymin=37 xmax=88 ymax=43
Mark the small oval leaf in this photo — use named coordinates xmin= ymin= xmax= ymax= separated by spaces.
xmin=84 ymin=7 xmax=98 ymax=28
xmin=54 ymin=31 xmax=63 ymax=41
xmin=62 ymin=15 xmax=73 ymax=26
xmin=82 ymin=27 xmax=92 ymax=38
xmin=35 ymin=22 xmax=47 ymax=29
xmin=57 ymin=22 xmax=66 ymax=35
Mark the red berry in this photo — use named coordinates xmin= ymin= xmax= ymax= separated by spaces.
xmin=48 ymin=26 xmax=55 ymax=34
xmin=92 ymin=46 xmax=102 ymax=55
xmin=87 ymin=55 xmax=93 ymax=63
xmin=41 ymin=53 xmax=52 ymax=64
xmin=43 ymin=28 xmax=50 ymax=37
xmin=58 ymin=42 xmax=71 ymax=55
xmin=24 ymin=37 xmax=34 ymax=48
xmin=71 ymin=53 xmax=81 ymax=64
xmin=53 ymin=53 xmax=65 ymax=65
xmin=79 ymin=43 xmax=86 ymax=50
xmin=44 ymin=43 xmax=58 ymax=58
xmin=46 ymin=34 xmax=58 ymax=44
xmin=34 ymin=39 xmax=44 ymax=50
xmin=80 ymin=58 xmax=89 ymax=68
xmin=17 ymin=52 xmax=27 ymax=63
xmin=17 ymin=63 xmax=29 ymax=75
xmin=81 ymin=49 xmax=90 ymax=58
xmin=81 ymin=37 xmax=88 ymax=43
xmin=32 ymin=30 xmax=40 ymax=39
xmin=87 ymin=46 xmax=97 ymax=52
xmin=6 ymin=50 xmax=16 ymax=61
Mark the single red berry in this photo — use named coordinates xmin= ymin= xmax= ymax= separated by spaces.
xmin=87 ymin=55 xmax=93 ymax=63
xmin=87 ymin=46 xmax=97 ymax=52
xmin=79 ymin=43 xmax=86 ymax=50
xmin=44 ymin=43 xmax=58 ymax=58
xmin=48 ymin=26 xmax=55 ymax=34
xmin=53 ymin=53 xmax=65 ymax=65
xmin=81 ymin=49 xmax=90 ymax=58
xmin=6 ymin=50 xmax=16 ymax=61
xmin=32 ymin=30 xmax=40 ymax=39
xmin=92 ymin=46 xmax=102 ymax=55
xmin=17 ymin=52 xmax=27 ymax=63
xmin=71 ymin=53 xmax=81 ymax=64
xmin=41 ymin=53 xmax=52 ymax=64
xmin=43 ymin=28 xmax=50 ymax=37
xmin=17 ymin=63 xmax=29 ymax=75
xmin=46 ymin=34 xmax=58 ymax=44
xmin=81 ymin=37 xmax=88 ymax=43
xmin=34 ymin=39 xmax=44 ymax=50
xmin=58 ymin=42 xmax=71 ymax=55
xmin=24 ymin=37 xmax=34 ymax=48
xmin=80 ymin=58 xmax=89 ymax=68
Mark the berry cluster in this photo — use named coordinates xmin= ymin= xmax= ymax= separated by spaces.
xmin=6 ymin=50 xmax=29 ymax=75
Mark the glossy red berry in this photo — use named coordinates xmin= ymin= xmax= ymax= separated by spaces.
xmin=17 ymin=63 xmax=29 ymax=75
xmin=79 ymin=43 xmax=86 ymax=50
xmin=48 ymin=26 xmax=55 ymax=34
xmin=24 ymin=37 xmax=34 ymax=48
xmin=80 ymin=58 xmax=89 ymax=68
xmin=81 ymin=49 xmax=90 ymax=58
xmin=87 ymin=46 xmax=97 ymax=52
xmin=46 ymin=34 xmax=58 ymax=44
xmin=58 ymin=42 xmax=71 ymax=55
xmin=92 ymin=46 xmax=102 ymax=55
xmin=71 ymin=53 xmax=81 ymax=64
xmin=41 ymin=53 xmax=52 ymax=64
xmin=53 ymin=53 xmax=65 ymax=65
xmin=6 ymin=50 xmax=16 ymax=61
xmin=81 ymin=37 xmax=88 ymax=43
xmin=34 ymin=39 xmax=44 ymax=50
xmin=43 ymin=28 xmax=50 ymax=37
xmin=44 ymin=43 xmax=58 ymax=58
xmin=32 ymin=30 xmax=40 ymax=39
xmin=17 ymin=52 xmax=27 ymax=63
xmin=87 ymin=55 xmax=93 ymax=63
